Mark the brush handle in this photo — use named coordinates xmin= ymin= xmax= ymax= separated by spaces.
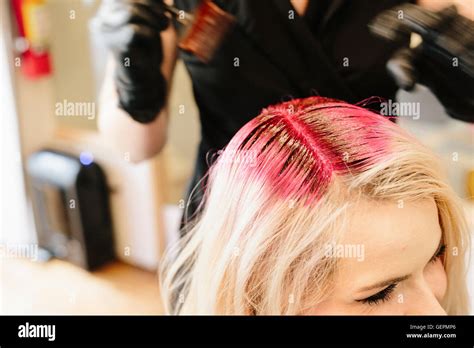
xmin=164 ymin=4 xmax=194 ymax=26
xmin=129 ymin=1 xmax=194 ymax=25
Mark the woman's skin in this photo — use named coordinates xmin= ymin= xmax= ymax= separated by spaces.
xmin=307 ymin=198 xmax=448 ymax=315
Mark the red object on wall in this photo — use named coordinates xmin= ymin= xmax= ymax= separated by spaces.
xmin=22 ymin=49 xmax=52 ymax=78
xmin=11 ymin=0 xmax=26 ymax=36
xmin=10 ymin=0 xmax=52 ymax=79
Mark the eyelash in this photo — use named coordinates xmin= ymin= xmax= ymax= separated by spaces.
xmin=430 ymin=244 xmax=446 ymax=264
xmin=357 ymin=283 xmax=397 ymax=306
xmin=357 ymin=244 xmax=447 ymax=306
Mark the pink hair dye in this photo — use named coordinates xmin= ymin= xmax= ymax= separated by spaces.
xmin=220 ymin=96 xmax=394 ymax=204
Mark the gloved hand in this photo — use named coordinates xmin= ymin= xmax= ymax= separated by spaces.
xmin=93 ymin=0 xmax=170 ymax=123
xmin=369 ymin=4 xmax=474 ymax=123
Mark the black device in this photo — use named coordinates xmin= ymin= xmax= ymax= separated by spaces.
xmin=27 ymin=150 xmax=115 ymax=270
xmin=369 ymin=4 xmax=474 ymax=123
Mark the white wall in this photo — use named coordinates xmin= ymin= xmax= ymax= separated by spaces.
xmin=1 ymin=0 xmax=35 ymax=314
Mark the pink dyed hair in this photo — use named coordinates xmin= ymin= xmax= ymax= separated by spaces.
xmin=162 ymin=96 xmax=469 ymax=315
xmin=219 ymin=96 xmax=394 ymax=204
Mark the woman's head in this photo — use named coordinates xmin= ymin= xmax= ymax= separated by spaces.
xmin=161 ymin=96 xmax=469 ymax=315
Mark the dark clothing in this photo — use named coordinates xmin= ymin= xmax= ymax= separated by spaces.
xmin=172 ymin=0 xmax=411 ymax=226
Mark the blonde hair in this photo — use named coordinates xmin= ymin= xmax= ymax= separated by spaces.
xmin=160 ymin=97 xmax=470 ymax=314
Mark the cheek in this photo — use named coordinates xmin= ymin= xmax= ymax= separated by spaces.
xmin=303 ymin=297 xmax=366 ymax=315
xmin=424 ymin=259 xmax=448 ymax=301
xmin=303 ymin=298 xmax=348 ymax=315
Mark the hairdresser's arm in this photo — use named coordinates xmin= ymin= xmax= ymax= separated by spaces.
xmin=98 ymin=14 xmax=178 ymax=163
xmin=418 ymin=0 xmax=473 ymax=19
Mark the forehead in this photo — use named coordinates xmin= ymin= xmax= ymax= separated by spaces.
xmin=334 ymin=198 xmax=441 ymax=287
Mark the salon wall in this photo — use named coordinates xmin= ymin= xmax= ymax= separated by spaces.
xmin=11 ymin=0 xmax=200 ymax=268
xmin=49 ymin=0 xmax=98 ymax=130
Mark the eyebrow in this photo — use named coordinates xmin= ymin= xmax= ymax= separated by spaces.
xmin=358 ymin=274 xmax=410 ymax=293
xmin=357 ymin=234 xmax=443 ymax=293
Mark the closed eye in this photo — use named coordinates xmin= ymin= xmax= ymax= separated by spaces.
xmin=355 ymin=238 xmax=445 ymax=306
xmin=356 ymin=283 xmax=397 ymax=306
xmin=429 ymin=244 xmax=446 ymax=264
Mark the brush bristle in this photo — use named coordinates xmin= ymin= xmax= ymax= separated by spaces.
xmin=179 ymin=1 xmax=236 ymax=63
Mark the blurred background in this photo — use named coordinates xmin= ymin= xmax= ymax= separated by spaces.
xmin=0 ymin=0 xmax=473 ymax=314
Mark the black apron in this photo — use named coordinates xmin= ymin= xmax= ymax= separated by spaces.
xmin=172 ymin=0 xmax=410 ymax=231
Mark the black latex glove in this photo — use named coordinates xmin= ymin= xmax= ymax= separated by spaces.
xmin=93 ymin=0 xmax=170 ymax=123
xmin=369 ymin=4 xmax=474 ymax=123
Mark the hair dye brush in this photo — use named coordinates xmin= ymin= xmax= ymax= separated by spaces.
xmin=164 ymin=0 xmax=236 ymax=63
